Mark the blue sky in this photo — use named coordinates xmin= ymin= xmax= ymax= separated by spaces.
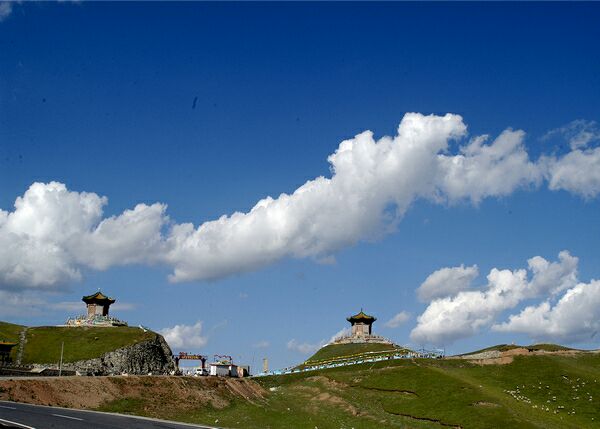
xmin=1 ymin=2 xmax=600 ymax=370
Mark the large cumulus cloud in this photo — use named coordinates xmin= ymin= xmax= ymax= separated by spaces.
xmin=492 ymin=280 xmax=600 ymax=343
xmin=0 ymin=182 xmax=167 ymax=289
xmin=410 ymin=251 xmax=582 ymax=346
xmin=1 ymin=113 xmax=599 ymax=289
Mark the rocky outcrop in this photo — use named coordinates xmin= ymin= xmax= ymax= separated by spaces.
xmin=54 ymin=334 xmax=175 ymax=376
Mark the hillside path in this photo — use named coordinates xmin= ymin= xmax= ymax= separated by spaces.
xmin=15 ymin=328 xmax=28 ymax=365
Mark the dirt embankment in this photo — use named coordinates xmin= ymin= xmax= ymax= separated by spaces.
xmin=450 ymin=347 xmax=587 ymax=365
xmin=0 ymin=376 xmax=266 ymax=415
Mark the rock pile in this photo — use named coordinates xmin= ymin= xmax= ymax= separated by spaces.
xmin=55 ymin=334 xmax=176 ymax=376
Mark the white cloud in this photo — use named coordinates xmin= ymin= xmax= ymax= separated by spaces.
xmin=493 ymin=280 xmax=600 ymax=343
xmin=328 ymin=327 xmax=351 ymax=342
xmin=0 ymin=182 xmax=167 ymax=289
xmin=417 ymin=264 xmax=478 ymax=302
xmin=545 ymin=147 xmax=600 ymax=199
xmin=287 ymin=339 xmax=323 ymax=355
xmin=252 ymin=340 xmax=270 ymax=349
xmin=0 ymin=2 xmax=12 ymax=22
xmin=159 ymin=321 xmax=207 ymax=350
xmin=1 ymin=115 xmax=599 ymax=289
xmin=164 ymin=113 xmax=469 ymax=282
xmin=543 ymin=119 xmax=600 ymax=150
xmin=437 ymin=131 xmax=542 ymax=204
xmin=384 ymin=311 xmax=411 ymax=328
xmin=526 ymin=250 xmax=578 ymax=297
xmin=411 ymin=268 xmax=528 ymax=346
xmin=541 ymin=120 xmax=600 ymax=198
xmin=410 ymin=251 xmax=579 ymax=346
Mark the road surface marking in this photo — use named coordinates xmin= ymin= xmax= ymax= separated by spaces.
xmin=0 ymin=417 xmax=36 ymax=429
xmin=51 ymin=413 xmax=83 ymax=421
xmin=0 ymin=405 xmax=16 ymax=409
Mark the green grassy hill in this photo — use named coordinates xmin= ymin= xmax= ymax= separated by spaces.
xmin=307 ymin=342 xmax=401 ymax=362
xmin=102 ymin=348 xmax=600 ymax=429
xmin=23 ymin=326 xmax=156 ymax=364
xmin=0 ymin=321 xmax=23 ymax=342
xmin=0 ymin=321 xmax=156 ymax=364
xmin=298 ymin=342 xmax=409 ymax=370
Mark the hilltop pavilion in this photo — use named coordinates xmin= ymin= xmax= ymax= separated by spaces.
xmin=83 ymin=290 xmax=115 ymax=318
xmin=65 ymin=290 xmax=127 ymax=327
xmin=347 ymin=310 xmax=376 ymax=337
xmin=331 ymin=310 xmax=393 ymax=345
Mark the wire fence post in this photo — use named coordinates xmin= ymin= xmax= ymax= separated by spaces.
xmin=59 ymin=341 xmax=64 ymax=377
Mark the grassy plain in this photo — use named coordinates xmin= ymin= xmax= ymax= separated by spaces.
xmin=99 ymin=352 xmax=600 ymax=429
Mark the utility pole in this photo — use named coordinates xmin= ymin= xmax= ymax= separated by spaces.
xmin=59 ymin=342 xmax=64 ymax=377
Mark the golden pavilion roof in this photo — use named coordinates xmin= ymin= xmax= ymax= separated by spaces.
xmin=82 ymin=290 xmax=115 ymax=304
xmin=347 ymin=310 xmax=376 ymax=323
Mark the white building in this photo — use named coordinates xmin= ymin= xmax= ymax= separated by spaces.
xmin=209 ymin=362 xmax=238 ymax=377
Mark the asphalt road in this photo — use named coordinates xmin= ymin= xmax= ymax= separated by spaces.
xmin=0 ymin=401 xmax=217 ymax=429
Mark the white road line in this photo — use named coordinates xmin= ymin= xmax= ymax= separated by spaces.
xmin=0 ymin=405 xmax=16 ymax=409
xmin=51 ymin=413 xmax=84 ymax=421
xmin=0 ymin=417 xmax=36 ymax=429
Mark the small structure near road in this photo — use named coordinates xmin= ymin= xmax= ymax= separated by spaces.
xmin=174 ymin=352 xmax=208 ymax=375
xmin=209 ymin=361 xmax=238 ymax=377
xmin=66 ymin=290 xmax=127 ymax=327
xmin=208 ymin=355 xmax=250 ymax=377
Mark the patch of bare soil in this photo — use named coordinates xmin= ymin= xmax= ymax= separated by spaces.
xmin=305 ymin=375 xmax=348 ymax=391
xmin=0 ymin=376 xmax=266 ymax=416
xmin=472 ymin=401 xmax=500 ymax=407
xmin=467 ymin=348 xmax=589 ymax=366
xmin=310 ymin=391 xmax=360 ymax=416
xmin=502 ymin=347 xmax=529 ymax=357
xmin=0 ymin=377 xmax=121 ymax=408
xmin=470 ymin=356 xmax=514 ymax=366
xmin=291 ymin=380 xmax=366 ymax=418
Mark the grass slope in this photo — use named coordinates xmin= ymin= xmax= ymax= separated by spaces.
xmin=98 ymin=351 xmax=600 ymax=429
xmin=0 ymin=321 xmax=23 ymax=343
xmin=2 ymin=320 xmax=158 ymax=365
xmin=0 ymin=321 xmax=23 ymax=361
xmin=22 ymin=326 xmax=156 ymax=364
